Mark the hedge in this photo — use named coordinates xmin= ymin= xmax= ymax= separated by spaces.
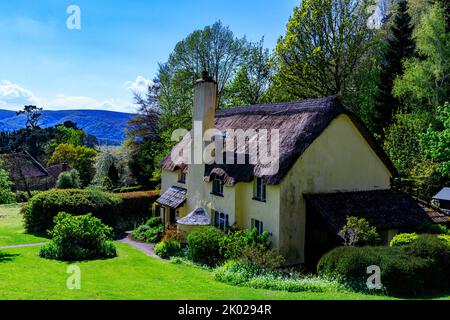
xmin=22 ymin=189 xmax=159 ymax=235
xmin=317 ymin=234 xmax=450 ymax=296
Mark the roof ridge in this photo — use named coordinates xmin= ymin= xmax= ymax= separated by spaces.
xmin=216 ymin=96 xmax=340 ymax=117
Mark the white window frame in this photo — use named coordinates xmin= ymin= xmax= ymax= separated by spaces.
xmin=254 ymin=177 xmax=266 ymax=202
xmin=213 ymin=210 xmax=229 ymax=231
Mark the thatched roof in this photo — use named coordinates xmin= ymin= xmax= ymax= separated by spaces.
xmin=156 ymin=186 xmax=187 ymax=209
xmin=161 ymin=96 xmax=396 ymax=185
xmin=1 ymin=152 xmax=49 ymax=179
xmin=46 ymin=164 xmax=69 ymax=178
xmin=304 ymin=190 xmax=450 ymax=233
xmin=177 ymin=207 xmax=210 ymax=226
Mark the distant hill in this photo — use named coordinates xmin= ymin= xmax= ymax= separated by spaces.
xmin=0 ymin=109 xmax=136 ymax=145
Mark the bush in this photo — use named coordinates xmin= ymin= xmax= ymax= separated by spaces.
xmin=339 ymin=216 xmax=380 ymax=246
xmin=39 ymin=212 xmax=117 ymax=261
xmin=15 ymin=190 xmax=42 ymax=203
xmin=118 ymin=191 xmax=159 ymax=225
xmin=219 ymin=228 xmax=270 ymax=260
xmin=317 ymin=234 xmax=450 ymax=296
xmin=162 ymin=226 xmax=184 ymax=242
xmin=131 ymin=224 xmax=164 ymax=243
xmin=56 ymin=169 xmax=81 ymax=189
xmin=146 ymin=216 xmax=162 ymax=228
xmin=154 ymin=240 xmax=184 ymax=259
xmin=22 ymin=189 xmax=122 ymax=235
xmin=238 ymin=244 xmax=285 ymax=268
xmin=438 ymin=234 xmax=450 ymax=246
xmin=390 ymin=233 xmax=419 ymax=247
xmin=0 ymin=165 xmax=15 ymax=204
xmin=131 ymin=216 xmax=164 ymax=243
xmin=187 ymin=227 xmax=225 ymax=267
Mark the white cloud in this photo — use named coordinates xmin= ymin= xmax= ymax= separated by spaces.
xmin=0 ymin=80 xmax=38 ymax=106
xmin=125 ymin=75 xmax=153 ymax=93
xmin=0 ymin=80 xmax=137 ymax=113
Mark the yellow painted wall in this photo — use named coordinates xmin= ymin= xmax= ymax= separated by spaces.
xmin=186 ymin=164 xmax=237 ymax=225
xmin=278 ymin=114 xmax=392 ymax=264
xmin=235 ymin=182 xmax=281 ymax=247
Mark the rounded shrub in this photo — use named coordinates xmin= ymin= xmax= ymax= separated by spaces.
xmin=154 ymin=240 xmax=184 ymax=259
xmin=56 ymin=169 xmax=81 ymax=189
xmin=318 ymin=234 xmax=450 ymax=296
xmin=390 ymin=233 xmax=419 ymax=247
xmin=22 ymin=188 xmax=122 ymax=235
xmin=39 ymin=212 xmax=117 ymax=261
xmin=187 ymin=226 xmax=225 ymax=267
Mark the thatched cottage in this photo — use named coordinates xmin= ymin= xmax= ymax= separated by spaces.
xmin=157 ymin=73 xmax=449 ymax=265
xmin=1 ymin=152 xmax=68 ymax=192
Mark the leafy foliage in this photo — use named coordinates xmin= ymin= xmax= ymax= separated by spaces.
xmin=154 ymin=240 xmax=184 ymax=259
xmin=56 ymin=169 xmax=82 ymax=189
xmin=0 ymin=159 xmax=15 ymax=204
xmin=338 ymin=217 xmax=380 ymax=246
xmin=318 ymin=234 xmax=450 ymax=296
xmin=22 ymin=188 xmax=123 ymax=235
xmin=390 ymin=232 xmax=419 ymax=247
xmin=187 ymin=226 xmax=225 ymax=267
xmin=373 ymin=0 xmax=415 ymax=136
xmin=274 ymin=0 xmax=375 ymax=100
xmin=49 ymin=143 xmax=98 ymax=186
xmin=214 ymin=260 xmax=342 ymax=293
xmin=39 ymin=212 xmax=117 ymax=261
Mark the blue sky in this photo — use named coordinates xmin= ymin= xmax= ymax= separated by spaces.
xmin=0 ymin=0 xmax=298 ymax=113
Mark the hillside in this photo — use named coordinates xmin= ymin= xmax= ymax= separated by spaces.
xmin=0 ymin=109 xmax=136 ymax=145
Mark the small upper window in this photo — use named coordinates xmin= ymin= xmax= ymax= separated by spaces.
xmin=178 ymin=170 xmax=186 ymax=184
xmin=254 ymin=177 xmax=266 ymax=202
xmin=212 ymin=174 xmax=224 ymax=196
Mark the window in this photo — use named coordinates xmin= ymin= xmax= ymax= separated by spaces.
xmin=253 ymin=177 xmax=266 ymax=201
xmin=212 ymin=174 xmax=224 ymax=196
xmin=178 ymin=170 xmax=186 ymax=184
xmin=251 ymin=219 xmax=264 ymax=235
xmin=213 ymin=210 xmax=229 ymax=231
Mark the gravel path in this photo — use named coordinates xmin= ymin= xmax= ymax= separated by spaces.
xmin=117 ymin=232 xmax=162 ymax=260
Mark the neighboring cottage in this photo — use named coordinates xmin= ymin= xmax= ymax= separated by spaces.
xmin=157 ymin=73 xmax=449 ymax=265
xmin=1 ymin=152 xmax=69 ymax=191
xmin=432 ymin=187 xmax=450 ymax=213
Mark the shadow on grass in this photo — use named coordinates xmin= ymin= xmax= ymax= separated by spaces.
xmin=0 ymin=251 xmax=19 ymax=263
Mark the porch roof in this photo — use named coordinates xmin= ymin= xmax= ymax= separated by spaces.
xmin=304 ymin=190 xmax=450 ymax=234
xmin=177 ymin=207 xmax=210 ymax=226
xmin=156 ymin=186 xmax=187 ymax=209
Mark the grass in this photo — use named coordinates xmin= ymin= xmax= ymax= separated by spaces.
xmin=0 ymin=204 xmax=445 ymax=300
xmin=0 ymin=244 xmax=390 ymax=300
xmin=0 ymin=204 xmax=48 ymax=246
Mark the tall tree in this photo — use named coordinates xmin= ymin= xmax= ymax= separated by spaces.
xmin=274 ymin=0 xmax=376 ymax=100
xmin=125 ymin=79 xmax=163 ymax=187
xmin=16 ymin=105 xmax=43 ymax=129
xmin=393 ymin=3 xmax=450 ymax=110
xmin=373 ymin=0 xmax=415 ymax=136
xmin=224 ymin=38 xmax=274 ymax=106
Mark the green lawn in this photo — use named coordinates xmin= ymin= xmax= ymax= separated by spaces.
xmin=0 ymin=204 xmax=48 ymax=247
xmin=0 ymin=204 xmax=444 ymax=300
